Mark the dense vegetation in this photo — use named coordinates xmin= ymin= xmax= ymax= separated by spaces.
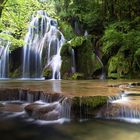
xmin=1 ymin=0 xmax=140 ymax=79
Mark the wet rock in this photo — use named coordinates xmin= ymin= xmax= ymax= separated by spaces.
xmin=0 ymin=87 xmax=110 ymax=121
xmin=0 ymin=103 xmax=4 ymax=107
xmin=24 ymin=103 xmax=44 ymax=116
xmin=71 ymin=96 xmax=108 ymax=119
xmin=24 ymin=102 xmax=61 ymax=120
xmin=0 ymin=88 xmax=19 ymax=101
xmin=98 ymin=103 xmax=121 ymax=118
xmin=41 ymin=110 xmax=60 ymax=120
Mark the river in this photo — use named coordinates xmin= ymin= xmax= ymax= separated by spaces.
xmin=0 ymin=79 xmax=140 ymax=140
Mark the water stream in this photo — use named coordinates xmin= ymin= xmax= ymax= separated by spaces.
xmin=0 ymin=40 xmax=10 ymax=78
xmin=22 ymin=10 xmax=65 ymax=79
xmin=0 ymin=80 xmax=140 ymax=139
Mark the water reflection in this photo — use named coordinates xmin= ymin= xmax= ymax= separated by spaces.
xmin=0 ymin=79 xmax=139 ymax=96
xmin=51 ymin=80 xmax=62 ymax=93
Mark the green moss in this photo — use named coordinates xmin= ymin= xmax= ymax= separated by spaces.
xmin=59 ymin=21 xmax=76 ymax=40
xmin=9 ymin=67 xmax=21 ymax=78
xmin=71 ymin=72 xmax=84 ymax=80
xmin=74 ymin=36 xmax=94 ymax=78
xmin=60 ymin=43 xmax=74 ymax=79
xmin=108 ymin=54 xmax=130 ymax=78
xmin=133 ymin=48 xmax=140 ymax=75
xmin=42 ymin=68 xmax=52 ymax=79
xmin=71 ymin=96 xmax=107 ymax=119
xmin=70 ymin=36 xmax=86 ymax=48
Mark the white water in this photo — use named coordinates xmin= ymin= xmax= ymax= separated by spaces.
xmin=0 ymin=40 xmax=10 ymax=78
xmin=96 ymin=55 xmax=105 ymax=79
xmin=23 ymin=10 xmax=65 ymax=79
xmin=106 ymin=92 xmax=140 ymax=123
xmin=71 ymin=49 xmax=76 ymax=73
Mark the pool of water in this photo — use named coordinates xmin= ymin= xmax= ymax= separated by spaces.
xmin=0 ymin=79 xmax=138 ymax=96
xmin=0 ymin=115 xmax=140 ymax=140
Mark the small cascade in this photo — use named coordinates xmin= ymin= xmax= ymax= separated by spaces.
xmin=46 ymin=27 xmax=65 ymax=79
xmin=108 ymin=92 xmax=129 ymax=104
xmin=61 ymin=97 xmax=71 ymax=119
xmin=99 ymin=92 xmax=140 ymax=123
xmin=23 ymin=10 xmax=65 ymax=79
xmin=84 ymin=30 xmax=88 ymax=36
xmin=0 ymin=40 xmax=10 ymax=78
xmin=71 ymin=48 xmax=76 ymax=73
xmin=18 ymin=90 xmax=61 ymax=103
xmin=96 ymin=55 xmax=105 ymax=79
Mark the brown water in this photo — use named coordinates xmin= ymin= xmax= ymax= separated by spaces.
xmin=0 ymin=79 xmax=138 ymax=96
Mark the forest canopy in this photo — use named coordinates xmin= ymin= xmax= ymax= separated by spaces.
xmin=0 ymin=0 xmax=140 ymax=79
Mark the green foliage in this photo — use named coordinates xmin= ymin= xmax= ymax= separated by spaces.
xmin=108 ymin=54 xmax=130 ymax=78
xmin=71 ymin=72 xmax=84 ymax=80
xmin=0 ymin=0 xmax=140 ymax=79
xmin=73 ymin=36 xmax=94 ymax=78
xmin=72 ymin=96 xmax=107 ymax=118
xmin=70 ymin=36 xmax=86 ymax=48
xmin=0 ymin=32 xmax=24 ymax=50
xmin=102 ymin=20 xmax=140 ymax=78
xmin=59 ymin=21 xmax=76 ymax=40
xmin=102 ymin=28 xmax=123 ymax=56
xmin=133 ymin=48 xmax=140 ymax=73
xmin=0 ymin=0 xmax=56 ymax=50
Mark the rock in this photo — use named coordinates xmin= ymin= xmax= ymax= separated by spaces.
xmin=24 ymin=102 xmax=61 ymax=120
xmin=71 ymin=96 xmax=108 ymax=119
xmin=24 ymin=103 xmax=44 ymax=116
xmin=43 ymin=110 xmax=60 ymax=120
xmin=0 ymin=88 xmax=19 ymax=101
xmin=0 ymin=103 xmax=4 ymax=107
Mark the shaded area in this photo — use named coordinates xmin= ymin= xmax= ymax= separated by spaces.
xmin=0 ymin=116 xmax=140 ymax=140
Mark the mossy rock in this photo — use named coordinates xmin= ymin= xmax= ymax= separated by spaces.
xmin=42 ymin=68 xmax=52 ymax=79
xmin=133 ymin=48 xmax=140 ymax=75
xmin=71 ymin=96 xmax=108 ymax=119
xmin=70 ymin=36 xmax=86 ymax=48
xmin=108 ymin=54 xmax=130 ymax=78
xmin=74 ymin=36 xmax=94 ymax=78
xmin=71 ymin=72 xmax=84 ymax=80
xmin=61 ymin=43 xmax=75 ymax=79
xmin=61 ymin=35 xmax=102 ymax=79
xmin=60 ymin=43 xmax=72 ymax=57
xmin=61 ymin=57 xmax=72 ymax=79
xmin=9 ymin=67 xmax=21 ymax=78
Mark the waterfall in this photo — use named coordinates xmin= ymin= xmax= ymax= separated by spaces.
xmin=71 ymin=48 xmax=76 ymax=73
xmin=61 ymin=97 xmax=71 ymax=119
xmin=98 ymin=92 xmax=140 ymax=123
xmin=96 ymin=55 xmax=105 ymax=79
xmin=23 ymin=10 xmax=65 ymax=79
xmin=0 ymin=40 xmax=10 ymax=78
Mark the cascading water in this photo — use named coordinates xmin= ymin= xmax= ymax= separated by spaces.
xmin=0 ymin=39 xmax=10 ymax=78
xmin=96 ymin=55 xmax=105 ymax=79
xmin=98 ymin=92 xmax=140 ymax=123
xmin=71 ymin=48 xmax=76 ymax=73
xmin=23 ymin=10 xmax=65 ymax=79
